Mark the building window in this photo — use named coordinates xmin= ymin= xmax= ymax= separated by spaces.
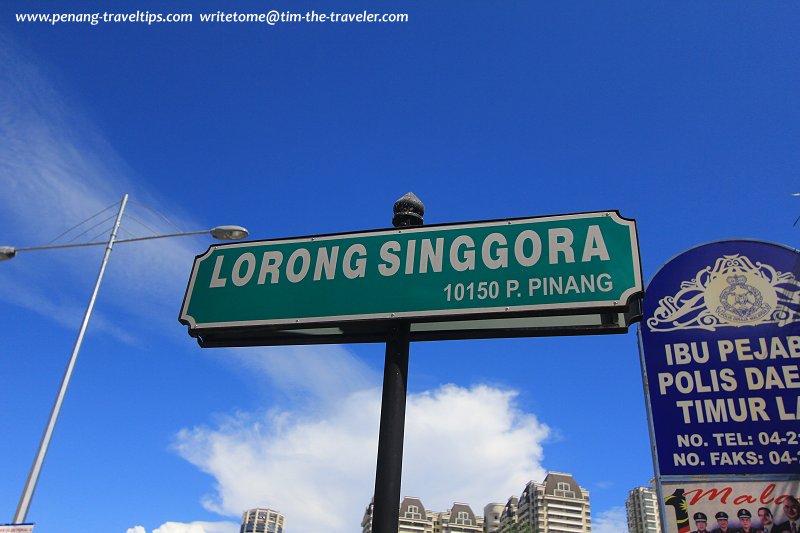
xmin=404 ymin=504 xmax=422 ymax=519
xmin=554 ymin=482 xmax=575 ymax=498
xmin=455 ymin=511 xmax=471 ymax=525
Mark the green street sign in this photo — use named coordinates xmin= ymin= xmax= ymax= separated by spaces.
xmin=180 ymin=212 xmax=642 ymax=345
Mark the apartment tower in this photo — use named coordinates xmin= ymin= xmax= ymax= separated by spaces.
xmin=500 ymin=472 xmax=592 ymax=533
xmin=626 ymin=486 xmax=661 ymax=533
xmin=361 ymin=497 xmax=483 ymax=533
xmin=240 ymin=508 xmax=285 ymax=533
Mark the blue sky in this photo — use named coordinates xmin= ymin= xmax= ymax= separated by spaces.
xmin=1 ymin=1 xmax=799 ymax=532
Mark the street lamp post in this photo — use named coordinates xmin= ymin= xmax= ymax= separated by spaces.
xmin=3 ymin=194 xmax=248 ymax=524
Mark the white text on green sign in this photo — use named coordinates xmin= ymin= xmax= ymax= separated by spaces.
xmin=180 ymin=212 xmax=642 ymax=329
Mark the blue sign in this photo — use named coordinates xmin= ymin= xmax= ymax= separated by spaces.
xmin=640 ymin=240 xmax=800 ymax=476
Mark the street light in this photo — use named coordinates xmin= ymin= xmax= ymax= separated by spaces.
xmin=4 ymin=194 xmax=248 ymax=524
xmin=0 ymin=227 xmax=249 ymax=260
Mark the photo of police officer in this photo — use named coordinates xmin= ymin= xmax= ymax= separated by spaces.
xmin=737 ymin=509 xmax=760 ymax=533
xmin=758 ymin=507 xmax=775 ymax=533
xmin=774 ymin=496 xmax=800 ymax=533
xmin=692 ymin=512 xmax=709 ymax=533
xmin=714 ymin=511 xmax=732 ymax=533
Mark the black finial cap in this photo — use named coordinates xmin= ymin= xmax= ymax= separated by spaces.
xmin=392 ymin=192 xmax=425 ymax=228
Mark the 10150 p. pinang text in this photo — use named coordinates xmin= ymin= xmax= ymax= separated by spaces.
xmin=443 ymin=274 xmax=613 ymax=303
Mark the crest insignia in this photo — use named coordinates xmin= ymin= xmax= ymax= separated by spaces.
xmin=647 ymin=254 xmax=800 ymax=332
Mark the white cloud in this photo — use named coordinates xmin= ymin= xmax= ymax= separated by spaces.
xmin=592 ymin=506 xmax=629 ymax=533
xmin=152 ymin=521 xmax=239 ymax=533
xmin=126 ymin=523 xmax=238 ymax=533
xmin=173 ymin=383 xmax=549 ymax=533
xmin=0 ymin=274 xmax=138 ymax=345
xmin=227 ymin=344 xmax=380 ymax=403
xmin=0 ymin=36 xmax=225 ymax=342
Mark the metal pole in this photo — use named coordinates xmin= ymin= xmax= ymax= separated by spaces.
xmin=370 ymin=193 xmax=424 ymax=533
xmin=14 ymin=194 xmax=129 ymax=524
xmin=372 ymin=322 xmax=411 ymax=533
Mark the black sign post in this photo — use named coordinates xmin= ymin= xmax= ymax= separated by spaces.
xmin=372 ymin=320 xmax=410 ymax=533
xmin=371 ymin=193 xmax=424 ymax=533
xmin=178 ymin=194 xmax=645 ymax=533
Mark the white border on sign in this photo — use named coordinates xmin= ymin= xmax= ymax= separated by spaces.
xmin=180 ymin=211 xmax=643 ymax=329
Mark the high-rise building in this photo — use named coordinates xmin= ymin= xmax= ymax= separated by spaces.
xmin=484 ymin=503 xmax=504 ymax=533
xmin=500 ymin=472 xmax=592 ymax=533
xmin=435 ymin=503 xmax=484 ymax=533
xmin=362 ymin=471 xmax=590 ymax=533
xmin=362 ymin=496 xmax=433 ymax=533
xmin=497 ymin=496 xmax=519 ymax=533
xmin=361 ymin=497 xmax=483 ymax=533
xmin=626 ymin=486 xmax=661 ymax=533
xmin=361 ymin=498 xmax=375 ymax=532
xmin=240 ymin=508 xmax=285 ymax=533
